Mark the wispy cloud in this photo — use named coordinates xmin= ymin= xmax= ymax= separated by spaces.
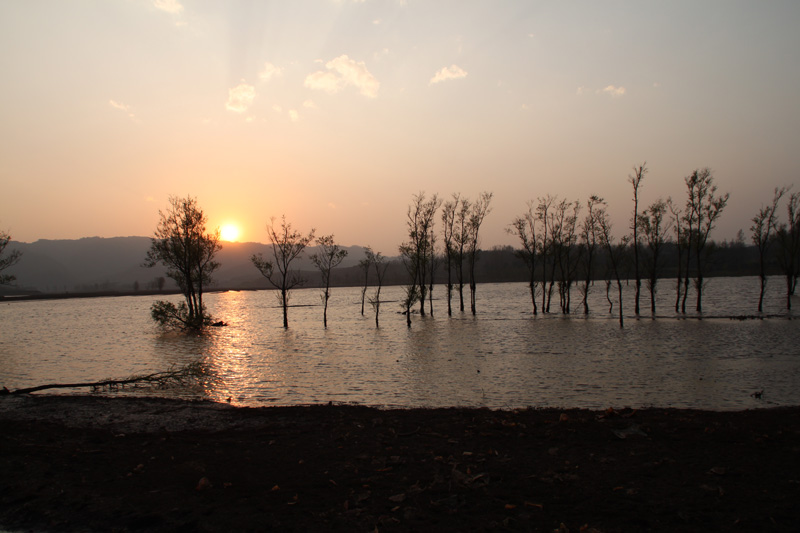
xmin=153 ymin=0 xmax=183 ymax=14
xmin=259 ymin=62 xmax=283 ymax=82
xmin=108 ymin=99 xmax=138 ymax=122
xmin=288 ymin=110 xmax=299 ymax=122
xmin=303 ymin=100 xmax=317 ymax=109
xmin=430 ymin=64 xmax=468 ymax=85
xmin=304 ymin=55 xmax=380 ymax=98
xmin=225 ymin=82 xmax=256 ymax=113
xmin=601 ymin=85 xmax=626 ymax=97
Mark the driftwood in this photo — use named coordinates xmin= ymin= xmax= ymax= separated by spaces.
xmin=1 ymin=362 xmax=205 ymax=396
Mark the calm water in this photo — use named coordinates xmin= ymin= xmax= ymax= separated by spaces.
xmin=1 ymin=276 xmax=798 ymax=410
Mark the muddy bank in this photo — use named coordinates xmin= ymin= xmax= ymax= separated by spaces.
xmin=1 ymin=395 xmax=799 ymax=532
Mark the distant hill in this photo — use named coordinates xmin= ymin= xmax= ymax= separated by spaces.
xmin=1 ymin=237 xmax=374 ymax=294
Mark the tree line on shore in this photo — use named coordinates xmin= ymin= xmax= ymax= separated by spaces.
xmin=1 ymin=165 xmax=797 ymax=330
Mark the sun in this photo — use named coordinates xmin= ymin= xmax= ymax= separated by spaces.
xmin=220 ymin=224 xmax=240 ymax=242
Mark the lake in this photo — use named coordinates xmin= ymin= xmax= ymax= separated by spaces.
xmin=1 ymin=276 xmax=798 ymax=410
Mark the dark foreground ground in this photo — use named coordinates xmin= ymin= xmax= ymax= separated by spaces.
xmin=1 ymin=395 xmax=798 ymax=532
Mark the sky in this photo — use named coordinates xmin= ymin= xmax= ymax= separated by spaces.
xmin=1 ymin=1 xmax=799 ymax=253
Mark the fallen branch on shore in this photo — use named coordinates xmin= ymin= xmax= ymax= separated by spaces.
xmin=1 ymin=362 xmax=206 ymax=396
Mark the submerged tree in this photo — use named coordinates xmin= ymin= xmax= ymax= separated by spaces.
xmin=629 ymin=163 xmax=647 ymax=316
xmin=251 ymin=215 xmax=315 ymax=328
xmin=579 ymin=195 xmax=605 ymax=314
xmin=144 ymin=196 xmax=222 ymax=330
xmin=441 ymin=194 xmax=460 ymax=316
xmin=684 ymin=169 xmax=730 ymax=313
xmin=508 ymin=201 xmax=539 ymax=315
xmin=750 ymin=187 xmax=787 ymax=312
xmin=399 ymin=192 xmax=440 ymax=325
xmin=358 ymin=248 xmax=372 ymax=316
xmin=453 ymin=196 xmax=472 ymax=312
xmin=0 ymin=230 xmax=21 ymax=285
xmin=639 ymin=197 xmax=672 ymax=315
xmin=536 ymin=195 xmax=555 ymax=312
xmin=598 ymin=207 xmax=628 ymax=328
xmin=310 ymin=235 xmax=348 ymax=328
xmin=368 ymin=249 xmax=389 ymax=327
xmin=466 ymin=192 xmax=493 ymax=315
xmin=668 ymin=199 xmax=686 ymax=313
xmin=776 ymin=191 xmax=800 ymax=310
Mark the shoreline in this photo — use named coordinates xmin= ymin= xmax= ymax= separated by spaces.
xmin=2 ymin=395 xmax=799 ymax=531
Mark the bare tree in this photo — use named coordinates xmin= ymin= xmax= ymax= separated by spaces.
xmin=400 ymin=193 xmax=440 ymax=326
xmin=0 ymin=230 xmax=21 ymax=285
xmin=251 ymin=215 xmax=315 ymax=329
xmin=466 ymin=192 xmax=493 ymax=315
xmin=776 ymin=191 xmax=800 ymax=310
xmin=441 ymin=194 xmax=459 ymax=316
xmin=144 ymin=196 xmax=222 ymax=330
xmin=668 ymin=199 xmax=686 ymax=313
xmin=311 ymin=235 xmax=348 ymax=328
xmin=427 ymin=228 xmax=439 ymax=316
xmin=554 ymin=199 xmax=581 ymax=314
xmin=598 ymin=207 xmax=628 ymax=328
xmin=629 ymin=163 xmax=647 ymax=315
xmin=358 ymin=248 xmax=372 ymax=316
xmin=453 ymin=196 xmax=472 ymax=312
xmin=508 ymin=201 xmax=539 ymax=315
xmin=368 ymin=249 xmax=389 ymax=327
xmin=750 ymin=187 xmax=787 ymax=312
xmin=579 ymin=195 xmax=605 ymax=314
xmin=536 ymin=195 xmax=556 ymax=312
xmin=639 ymin=198 xmax=672 ymax=315
xmin=684 ymin=169 xmax=730 ymax=313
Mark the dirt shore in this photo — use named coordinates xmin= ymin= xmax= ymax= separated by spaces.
xmin=1 ymin=395 xmax=799 ymax=532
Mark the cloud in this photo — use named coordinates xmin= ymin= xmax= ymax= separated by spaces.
xmin=109 ymin=99 xmax=138 ymax=122
xmin=601 ymin=85 xmax=626 ymax=97
xmin=430 ymin=65 xmax=468 ymax=85
xmin=225 ymin=82 xmax=256 ymax=113
xmin=259 ymin=62 xmax=283 ymax=82
xmin=288 ymin=110 xmax=299 ymax=122
xmin=576 ymin=86 xmax=587 ymax=96
xmin=272 ymin=104 xmax=283 ymax=113
xmin=302 ymin=100 xmax=317 ymax=109
xmin=153 ymin=0 xmax=183 ymax=14
xmin=304 ymin=55 xmax=380 ymax=98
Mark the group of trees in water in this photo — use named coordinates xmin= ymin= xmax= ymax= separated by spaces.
xmin=3 ymin=164 xmax=797 ymax=332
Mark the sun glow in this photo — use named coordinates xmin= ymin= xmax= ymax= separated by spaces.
xmin=220 ymin=224 xmax=240 ymax=242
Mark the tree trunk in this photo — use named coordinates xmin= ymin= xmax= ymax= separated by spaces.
xmin=282 ymin=289 xmax=289 ymax=328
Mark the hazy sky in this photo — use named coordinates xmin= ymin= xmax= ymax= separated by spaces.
xmin=2 ymin=1 xmax=799 ymax=253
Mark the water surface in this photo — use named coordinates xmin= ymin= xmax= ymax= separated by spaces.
xmin=1 ymin=276 xmax=798 ymax=410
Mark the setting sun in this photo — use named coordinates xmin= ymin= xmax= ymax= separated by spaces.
xmin=220 ymin=224 xmax=240 ymax=242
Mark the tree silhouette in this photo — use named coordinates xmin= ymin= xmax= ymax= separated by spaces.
xmin=598 ymin=206 xmax=628 ymax=328
xmin=684 ymin=169 xmax=730 ymax=313
xmin=750 ymin=187 xmax=786 ymax=312
xmin=144 ymin=196 xmax=221 ymax=330
xmin=0 ymin=230 xmax=21 ymax=285
xmin=466 ymin=192 xmax=492 ymax=315
xmin=508 ymin=201 xmax=539 ymax=315
xmin=775 ymin=191 xmax=800 ymax=310
xmin=251 ymin=215 xmax=315 ymax=329
xmin=311 ymin=235 xmax=348 ymax=328
xmin=358 ymin=248 xmax=372 ymax=316
xmin=639 ymin=197 xmax=672 ymax=315
xmin=367 ymin=249 xmax=389 ymax=327
xmin=441 ymin=194 xmax=460 ymax=316
xmin=579 ymin=195 xmax=605 ymax=314
xmin=629 ymin=163 xmax=647 ymax=316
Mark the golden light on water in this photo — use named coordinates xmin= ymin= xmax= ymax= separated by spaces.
xmin=220 ymin=224 xmax=240 ymax=242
